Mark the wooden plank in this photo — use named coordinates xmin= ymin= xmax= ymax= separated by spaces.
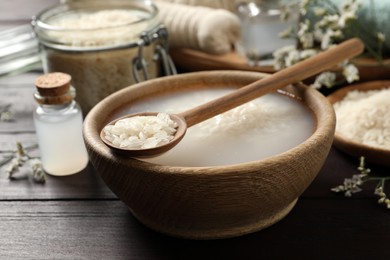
xmin=0 ymin=72 xmax=40 ymax=86
xmin=0 ymin=199 xmax=389 ymax=259
xmin=0 ymin=72 xmax=43 ymax=133
xmin=0 ymin=163 xmax=116 ymax=200
xmin=0 ymin=0 xmax=57 ymax=26
xmin=0 ymin=85 xmax=36 ymax=133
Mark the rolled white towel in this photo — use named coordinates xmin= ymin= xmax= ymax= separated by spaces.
xmin=156 ymin=0 xmax=242 ymax=12
xmin=155 ymin=1 xmax=241 ymax=54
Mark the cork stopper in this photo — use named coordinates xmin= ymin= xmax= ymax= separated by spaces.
xmin=35 ymin=72 xmax=71 ymax=96
xmin=34 ymin=72 xmax=74 ymax=105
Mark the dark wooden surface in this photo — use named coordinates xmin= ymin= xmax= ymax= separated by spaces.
xmin=1 ymin=1 xmax=390 ymax=259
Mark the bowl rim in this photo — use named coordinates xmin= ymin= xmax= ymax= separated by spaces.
xmin=83 ymin=70 xmax=336 ymax=174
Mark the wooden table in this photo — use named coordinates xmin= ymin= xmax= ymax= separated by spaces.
xmin=1 ymin=1 xmax=389 ymax=259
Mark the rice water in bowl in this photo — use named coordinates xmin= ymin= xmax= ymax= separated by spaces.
xmin=83 ymin=70 xmax=336 ymax=239
xmin=123 ymin=87 xmax=314 ymax=166
xmin=33 ymin=0 xmax=171 ymax=114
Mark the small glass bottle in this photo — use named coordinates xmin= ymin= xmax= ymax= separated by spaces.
xmin=33 ymin=72 xmax=89 ymax=176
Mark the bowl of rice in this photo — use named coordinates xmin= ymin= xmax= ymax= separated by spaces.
xmin=83 ymin=70 xmax=336 ymax=239
xmin=328 ymin=80 xmax=390 ymax=167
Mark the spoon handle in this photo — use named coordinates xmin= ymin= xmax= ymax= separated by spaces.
xmin=179 ymin=38 xmax=364 ymax=127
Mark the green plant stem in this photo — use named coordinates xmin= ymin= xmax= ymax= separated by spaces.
xmin=0 ymin=144 xmax=38 ymax=154
xmin=364 ymin=177 xmax=390 ymax=182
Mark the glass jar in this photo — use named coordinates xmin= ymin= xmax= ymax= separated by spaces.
xmin=33 ymin=72 xmax=89 ymax=176
xmin=236 ymin=1 xmax=299 ymax=66
xmin=32 ymin=0 xmax=175 ymax=115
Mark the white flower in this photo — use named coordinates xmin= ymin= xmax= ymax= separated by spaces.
xmin=317 ymin=14 xmax=340 ymax=30
xmin=343 ymin=64 xmax=359 ymax=83
xmin=301 ymin=33 xmax=314 ymax=49
xmin=0 ymin=111 xmax=13 ymax=121
xmin=321 ymin=31 xmax=332 ymax=50
xmin=285 ymin=50 xmax=300 ymax=67
xmin=375 ymin=187 xmax=386 ymax=198
xmin=278 ymin=26 xmax=294 ymax=39
xmin=321 ymin=29 xmax=343 ymax=50
xmin=272 ymin=45 xmax=297 ymax=70
xmin=340 ymin=0 xmax=361 ymax=13
xmin=332 ymin=30 xmax=343 ymax=39
xmin=338 ymin=11 xmax=356 ymax=28
xmin=6 ymin=158 xmax=20 ymax=178
xmin=299 ymin=49 xmax=318 ymax=59
xmin=273 ymin=45 xmax=296 ymax=58
xmin=299 ymin=0 xmax=310 ymax=15
xmin=313 ymin=27 xmax=324 ymax=42
xmin=311 ymin=72 xmax=336 ymax=89
xmin=30 ymin=158 xmax=46 ymax=183
xmin=313 ymin=7 xmax=327 ymax=16
xmin=325 ymin=14 xmax=340 ymax=25
xmin=297 ymin=20 xmax=309 ymax=36
xmin=30 ymin=158 xmax=42 ymax=171
xmin=377 ymin=32 xmax=386 ymax=43
xmin=280 ymin=2 xmax=298 ymax=22
xmin=297 ymin=20 xmax=314 ymax=48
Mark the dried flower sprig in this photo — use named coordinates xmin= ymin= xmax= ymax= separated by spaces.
xmin=274 ymin=0 xmax=387 ymax=89
xmin=0 ymin=104 xmax=13 ymax=122
xmin=1 ymin=142 xmax=45 ymax=184
xmin=331 ymin=156 xmax=390 ymax=209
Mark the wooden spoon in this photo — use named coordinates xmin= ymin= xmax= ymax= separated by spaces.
xmin=101 ymin=38 xmax=364 ymax=157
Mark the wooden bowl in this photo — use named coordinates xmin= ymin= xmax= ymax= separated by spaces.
xmin=327 ymin=80 xmax=390 ymax=167
xmin=83 ymin=70 xmax=336 ymax=239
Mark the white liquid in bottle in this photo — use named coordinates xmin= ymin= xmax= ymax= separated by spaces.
xmin=33 ymin=72 xmax=88 ymax=176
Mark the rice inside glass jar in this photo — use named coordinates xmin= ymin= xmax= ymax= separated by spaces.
xmin=33 ymin=0 xmax=167 ymax=114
